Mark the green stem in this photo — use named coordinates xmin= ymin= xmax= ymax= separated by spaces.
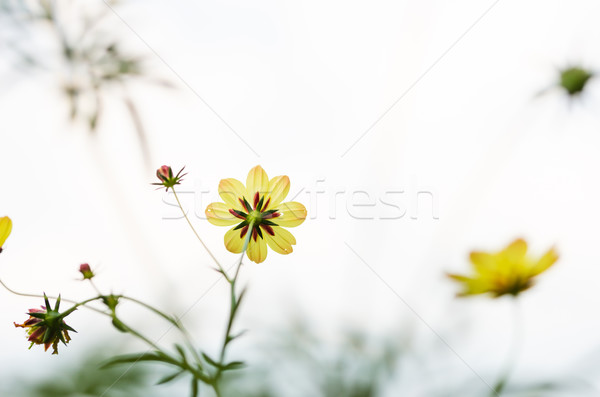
xmin=213 ymin=381 xmax=223 ymax=397
xmin=119 ymin=321 xmax=161 ymax=350
xmin=120 ymin=295 xmax=204 ymax=366
xmin=0 ymin=278 xmax=109 ymax=316
xmin=490 ymin=299 xmax=523 ymax=396
xmin=212 ymin=221 xmax=254 ymax=393
xmin=88 ymin=279 xmax=102 ymax=296
xmin=171 ymin=187 xmax=225 ymax=274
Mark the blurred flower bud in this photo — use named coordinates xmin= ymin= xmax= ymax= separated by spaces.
xmin=79 ymin=263 xmax=95 ymax=280
xmin=157 ymin=165 xmax=171 ymax=180
xmin=559 ymin=67 xmax=593 ymax=96
xmin=102 ymin=294 xmax=120 ymax=312
xmin=152 ymin=165 xmax=187 ymax=192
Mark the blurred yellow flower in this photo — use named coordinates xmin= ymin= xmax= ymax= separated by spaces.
xmin=0 ymin=216 xmax=12 ymax=253
xmin=206 ymin=165 xmax=306 ymax=263
xmin=448 ymin=239 xmax=558 ymax=298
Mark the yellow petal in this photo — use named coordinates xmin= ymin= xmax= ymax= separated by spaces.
xmin=265 ymin=226 xmax=296 ymax=255
xmin=530 ymin=246 xmax=558 ymax=276
xmin=247 ymin=235 xmax=268 ymax=263
xmin=219 ymin=178 xmax=248 ymax=211
xmin=0 ymin=216 xmax=12 ymax=247
xmin=469 ymin=252 xmax=496 ymax=274
xmin=224 ymin=226 xmax=245 ymax=254
xmin=275 ymin=202 xmax=306 ymax=228
xmin=266 ymin=175 xmax=290 ymax=209
xmin=246 ymin=165 xmax=269 ymax=198
xmin=205 ymin=202 xmax=240 ymax=226
xmin=503 ymin=238 xmax=528 ymax=263
xmin=448 ymin=273 xmax=496 ymax=296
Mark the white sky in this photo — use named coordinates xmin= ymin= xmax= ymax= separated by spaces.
xmin=2 ymin=0 xmax=600 ymax=395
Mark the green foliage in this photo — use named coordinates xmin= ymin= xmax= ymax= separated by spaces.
xmin=5 ymin=348 xmax=154 ymax=397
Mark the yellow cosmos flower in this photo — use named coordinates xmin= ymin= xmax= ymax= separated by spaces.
xmin=448 ymin=238 xmax=558 ymax=298
xmin=0 ymin=216 xmax=13 ymax=253
xmin=205 ymin=165 xmax=306 ymax=264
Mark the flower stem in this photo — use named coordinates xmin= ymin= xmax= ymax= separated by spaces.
xmin=490 ymin=299 xmax=523 ymax=396
xmin=211 ymin=221 xmax=254 ymax=394
xmin=120 ymin=295 xmax=204 ymax=366
xmin=0 ymin=278 xmax=109 ymax=316
xmin=171 ymin=187 xmax=224 ymax=273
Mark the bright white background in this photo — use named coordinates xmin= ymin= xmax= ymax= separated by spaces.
xmin=2 ymin=0 xmax=600 ymax=395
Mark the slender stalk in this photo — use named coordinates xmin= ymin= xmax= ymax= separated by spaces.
xmin=211 ymin=221 xmax=254 ymax=395
xmin=118 ymin=322 xmax=162 ymax=351
xmin=88 ymin=279 xmax=102 ymax=296
xmin=0 ymin=278 xmax=108 ymax=316
xmin=171 ymin=187 xmax=224 ymax=273
xmin=490 ymin=299 xmax=523 ymax=396
xmin=120 ymin=295 xmax=204 ymax=366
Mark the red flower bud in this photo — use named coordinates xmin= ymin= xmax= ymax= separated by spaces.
xmin=79 ymin=263 xmax=95 ymax=280
xmin=156 ymin=165 xmax=171 ymax=181
xmin=151 ymin=165 xmax=187 ymax=192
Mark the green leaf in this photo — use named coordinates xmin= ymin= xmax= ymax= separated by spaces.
xmin=175 ymin=344 xmax=188 ymax=363
xmin=100 ymin=352 xmax=177 ymax=369
xmin=222 ymin=361 xmax=245 ymax=371
xmin=156 ymin=370 xmax=185 ymax=385
xmin=201 ymin=352 xmax=220 ymax=368
xmin=227 ymin=330 xmax=247 ymax=343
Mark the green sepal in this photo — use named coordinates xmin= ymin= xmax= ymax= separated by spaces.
xmin=42 ymin=328 xmax=53 ymax=343
xmin=102 ymin=295 xmax=120 ymax=311
xmin=231 ymin=209 xmax=248 ymax=219
xmin=54 ymin=295 xmax=61 ymax=311
xmin=242 ymin=197 xmax=253 ymax=212
xmin=43 ymin=294 xmax=51 ymax=311
xmin=257 ymin=195 xmax=265 ymax=211
xmin=233 ymin=220 xmax=248 ymax=230
xmin=58 ymin=331 xmax=68 ymax=346
xmin=62 ymin=323 xmax=77 ymax=333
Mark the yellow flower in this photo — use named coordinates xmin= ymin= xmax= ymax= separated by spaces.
xmin=205 ymin=165 xmax=306 ymax=263
xmin=448 ymin=239 xmax=558 ymax=298
xmin=0 ymin=216 xmax=12 ymax=253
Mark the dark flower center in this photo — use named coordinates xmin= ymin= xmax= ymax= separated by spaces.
xmin=228 ymin=192 xmax=281 ymax=242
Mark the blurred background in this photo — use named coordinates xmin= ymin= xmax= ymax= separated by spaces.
xmin=2 ymin=0 xmax=600 ymax=395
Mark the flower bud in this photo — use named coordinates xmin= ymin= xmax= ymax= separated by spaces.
xmin=156 ymin=165 xmax=171 ymax=181
xmin=79 ymin=263 xmax=95 ymax=280
xmin=152 ymin=165 xmax=187 ymax=192
xmin=559 ymin=67 xmax=593 ymax=96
